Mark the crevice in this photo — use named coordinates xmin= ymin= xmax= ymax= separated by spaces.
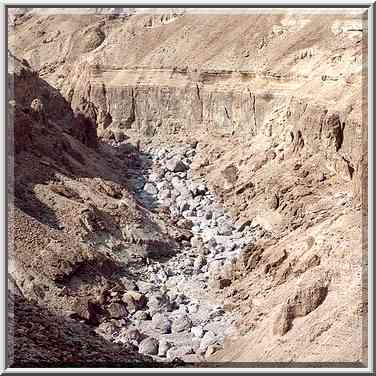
xmin=195 ymin=83 xmax=203 ymax=123
xmin=250 ymin=90 xmax=257 ymax=136
xmin=224 ymin=106 xmax=230 ymax=120
xmin=121 ymin=88 xmax=136 ymax=129
xmin=195 ymin=83 xmax=201 ymax=102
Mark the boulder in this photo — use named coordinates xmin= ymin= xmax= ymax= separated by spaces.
xmin=151 ymin=313 xmax=172 ymax=334
xmin=133 ymin=310 xmax=151 ymax=321
xmin=147 ymin=293 xmax=172 ymax=315
xmin=138 ymin=337 xmax=159 ymax=355
xmin=158 ymin=339 xmax=172 ymax=357
xmin=193 ymin=255 xmax=206 ymax=273
xmin=144 ymin=182 xmax=158 ymax=196
xmin=122 ymin=291 xmax=147 ymax=313
xmin=166 ymin=156 xmax=188 ymax=172
xmin=177 ymin=218 xmax=193 ymax=230
xmin=171 ymin=314 xmax=192 ymax=333
xmin=191 ymin=326 xmax=204 ymax=338
xmin=205 ymin=344 xmax=221 ymax=359
xmin=188 ymin=303 xmax=199 ymax=314
xmin=166 ymin=345 xmax=194 ymax=360
xmin=121 ymin=327 xmax=143 ymax=345
xmin=217 ymin=223 xmax=233 ymax=236
xmin=200 ymin=330 xmax=218 ymax=351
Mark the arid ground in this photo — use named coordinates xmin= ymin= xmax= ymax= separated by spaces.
xmin=7 ymin=8 xmax=368 ymax=367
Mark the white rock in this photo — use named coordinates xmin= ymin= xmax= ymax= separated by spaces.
xmin=191 ymin=326 xmax=204 ymax=338
xmin=166 ymin=156 xmax=188 ymax=173
xmin=201 ymin=228 xmax=217 ymax=243
xmin=200 ymin=331 xmax=217 ymax=351
xmin=139 ymin=337 xmax=159 ymax=355
xmin=158 ymin=339 xmax=172 ymax=357
xmin=144 ymin=182 xmax=158 ymax=195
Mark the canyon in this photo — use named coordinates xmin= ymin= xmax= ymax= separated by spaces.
xmin=7 ymin=8 xmax=368 ymax=367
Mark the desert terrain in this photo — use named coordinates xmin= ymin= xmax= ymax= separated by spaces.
xmin=7 ymin=8 xmax=368 ymax=367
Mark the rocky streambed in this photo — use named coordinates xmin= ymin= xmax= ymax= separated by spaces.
xmin=97 ymin=141 xmax=266 ymax=363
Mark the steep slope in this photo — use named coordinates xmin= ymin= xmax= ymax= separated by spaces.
xmin=8 ymin=8 xmax=368 ymax=365
xmin=7 ymin=55 xmax=191 ymax=367
xmin=8 ymin=284 xmax=153 ymax=367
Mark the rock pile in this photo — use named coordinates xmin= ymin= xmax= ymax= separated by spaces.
xmin=108 ymin=142 xmax=266 ymax=362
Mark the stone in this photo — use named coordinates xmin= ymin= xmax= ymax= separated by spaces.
xmin=166 ymin=345 xmax=194 ymax=360
xmin=191 ymin=326 xmax=204 ymax=338
xmin=196 ymin=183 xmax=207 ymax=195
xmin=188 ymin=303 xmax=199 ymax=314
xmin=209 ymin=306 xmax=226 ymax=319
xmin=151 ymin=313 xmax=172 ymax=334
xmin=217 ymin=223 xmax=233 ymax=236
xmin=158 ymin=339 xmax=172 ymax=357
xmin=159 ymin=189 xmax=171 ymax=200
xmin=175 ymin=184 xmax=192 ymax=199
xmin=193 ymin=255 xmax=206 ymax=273
xmin=200 ymin=330 xmax=217 ymax=351
xmin=138 ymin=337 xmax=159 ymax=355
xmin=221 ymin=164 xmax=239 ymax=184
xmin=166 ymin=156 xmax=188 ymax=173
xmin=178 ymin=305 xmax=189 ymax=313
xmin=177 ymin=218 xmax=193 ymax=230
xmin=207 ymin=237 xmax=217 ymax=250
xmin=107 ymin=302 xmax=128 ymax=319
xmin=268 ymin=193 xmax=279 ymax=210
xmin=172 ymin=314 xmax=192 ymax=333
xmin=122 ymin=328 xmax=143 ymax=344
xmin=205 ymin=344 xmax=221 ymax=358
xmin=96 ymin=321 xmax=118 ymax=340
xmin=157 ymin=148 xmax=167 ymax=159
xmin=122 ymin=291 xmax=147 ymax=313
xmin=218 ymin=279 xmax=232 ymax=289
xmin=191 ymin=225 xmax=201 ymax=233
xmin=183 ymin=258 xmax=194 ymax=268
xmin=316 ymin=172 xmax=326 ymax=182
xmin=147 ymin=293 xmax=172 ymax=315
xmin=199 ymin=219 xmax=211 ymax=230
xmin=114 ymin=131 xmax=126 ymax=143
xmin=189 ymin=197 xmax=201 ymax=210
xmin=149 ymin=172 xmax=161 ymax=183
xmin=190 ymin=236 xmax=203 ymax=249
xmin=119 ymin=277 xmax=138 ymax=291
xmin=201 ymin=228 xmax=217 ymax=243
xmin=196 ymin=209 xmax=205 ymax=218
xmin=144 ymin=182 xmax=158 ymax=195
xmin=175 ymin=293 xmax=187 ymax=305
xmin=30 ymin=98 xmax=47 ymax=124
xmin=133 ymin=310 xmax=151 ymax=321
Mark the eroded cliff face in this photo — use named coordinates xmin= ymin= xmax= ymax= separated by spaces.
xmin=62 ymin=70 xmax=363 ymax=216
xmin=8 ymin=9 xmax=368 ymax=365
xmin=46 ymin=10 xmax=364 ymax=206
